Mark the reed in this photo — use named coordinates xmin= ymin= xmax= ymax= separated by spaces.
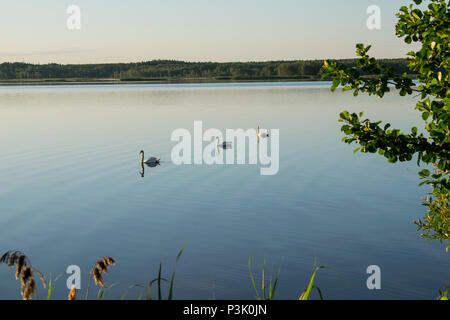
xmin=46 ymin=273 xmax=64 ymax=300
xmin=85 ymin=256 xmax=116 ymax=300
xmin=120 ymin=245 xmax=186 ymax=300
xmin=68 ymin=286 xmax=77 ymax=300
xmin=0 ymin=250 xmax=46 ymax=300
xmin=1 ymin=248 xmax=331 ymax=300
xmin=127 ymin=244 xmax=186 ymax=300
xmin=298 ymin=261 xmax=329 ymax=300
xmin=248 ymin=257 xmax=328 ymax=300
xmin=248 ymin=257 xmax=281 ymax=300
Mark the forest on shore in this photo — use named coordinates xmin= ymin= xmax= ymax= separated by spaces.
xmin=0 ymin=58 xmax=414 ymax=82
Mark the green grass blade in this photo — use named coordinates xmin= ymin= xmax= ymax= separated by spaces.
xmin=262 ymin=258 xmax=266 ymax=300
xmin=121 ymin=284 xmax=145 ymax=300
xmin=97 ymin=288 xmax=105 ymax=300
xmin=147 ymin=278 xmax=167 ymax=300
xmin=176 ymin=243 xmax=187 ymax=263
xmin=313 ymin=286 xmax=324 ymax=300
xmin=168 ymin=272 xmax=176 ymax=300
xmin=299 ymin=265 xmax=329 ymax=300
xmin=46 ymin=273 xmax=63 ymax=300
xmin=248 ymin=257 xmax=260 ymax=300
xmin=269 ymin=266 xmax=281 ymax=300
xmin=120 ymin=289 xmax=128 ymax=300
xmin=168 ymin=244 xmax=186 ymax=300
xmin=46 ymin=277 xmax=53 ymax=300
xmin=97 ymin=283 xmax=118 ymax=300
xmin=158 ymin=262 xmax=162 ymax=300
xmin=301 ymin=269 xmax=317 ymax=300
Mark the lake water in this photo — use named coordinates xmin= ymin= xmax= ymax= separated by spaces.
xmin=0 ymin=82 xmax=448 ymax=300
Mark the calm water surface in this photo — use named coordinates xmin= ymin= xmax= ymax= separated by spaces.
xmin=0 ymin=82 xmax=448 ymax=299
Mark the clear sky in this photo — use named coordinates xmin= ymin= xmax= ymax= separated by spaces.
xmin=0 ymin=0 xmax=416 ymax=64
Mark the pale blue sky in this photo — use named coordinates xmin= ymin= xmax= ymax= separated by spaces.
xmin=0 ymin=0 xmax=416 ymax=63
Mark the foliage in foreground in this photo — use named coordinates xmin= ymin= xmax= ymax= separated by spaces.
xmin=437 ymin=286 xmax=450 ymax=300
xmin=1 ymin=249 xmax=329 ymax=300
xmin=322 ymin=0 xmax=449 ymax=248
xmin=248 ymin=258 xmax=328 ymax=300
xmin=2 ymin=249 xmax=448 ymax=300
xmin=0 ymin=251 xmax=47 ymax=300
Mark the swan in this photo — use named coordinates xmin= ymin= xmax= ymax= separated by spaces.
xmin=140 ymin=150 xmax=160 ymax=165
xmin=257 ymin=126 xmax=270 ymax=138
xmin=216 ymin=137 xmax=232 ymax=149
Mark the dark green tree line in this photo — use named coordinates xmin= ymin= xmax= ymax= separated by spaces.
xmin=0 ymin=59 xmax=413 ymax=81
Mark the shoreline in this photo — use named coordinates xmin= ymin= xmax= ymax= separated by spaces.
xmin=0 ymin=77 xmax=332 ymax=86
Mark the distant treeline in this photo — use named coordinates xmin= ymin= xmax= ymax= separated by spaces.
xmin=0 ymin=59 xmax=414 ymax=81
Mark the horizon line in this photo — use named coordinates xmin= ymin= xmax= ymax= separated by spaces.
xmin=0 ymin=57 xmax=407 ymax=66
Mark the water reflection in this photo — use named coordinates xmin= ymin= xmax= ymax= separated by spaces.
xmin=140 ymin=161 xmax=160 ymax=178
xmin=0 ymin=82 xmax=439 ymax=300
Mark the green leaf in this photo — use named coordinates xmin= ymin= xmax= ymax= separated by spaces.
xmin=343 ymin=85 xmax=352 ymax=91
xmin=299 ymin=263 xmax=329 ymax=300
xmin=331 ymin=79 xmax=340 ymax=92
xmin=340 ymin=111 xmax=350 ymax=121
xmin=248 ymin=258 xmax=260 ymax=300
xmin=419 ymin=169 xmax=430 ymax=178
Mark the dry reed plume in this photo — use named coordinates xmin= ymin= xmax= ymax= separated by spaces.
xmin=0 ymin=250 xmax=46 ymax=300
xmin=85 ymin=256 xmax=116 ymax=299
xmin=68 ymin=286 xmax=77 ymax=300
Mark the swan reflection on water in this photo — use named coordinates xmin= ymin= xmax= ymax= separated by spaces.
xmin=140 ymin=161 xmax=160 ymax=178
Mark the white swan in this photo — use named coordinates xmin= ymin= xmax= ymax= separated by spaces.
xmin=216 ymin=137 xmax=232 ymax=149
xmin=257 ymin=126 xmax=270 ymax=138
xmin=140 ymin=150 xmax=160 ymax=165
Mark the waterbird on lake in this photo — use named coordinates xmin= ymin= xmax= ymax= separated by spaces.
xmin=140 ymin=150 xmax=160 ymax=165
xmin=257 ymin=126 xmax=270 ymax=138
xmin=140 ymin=160 xmax=160 ymax=178
xmin=216 ymin=137 xmax=232 ymax=149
